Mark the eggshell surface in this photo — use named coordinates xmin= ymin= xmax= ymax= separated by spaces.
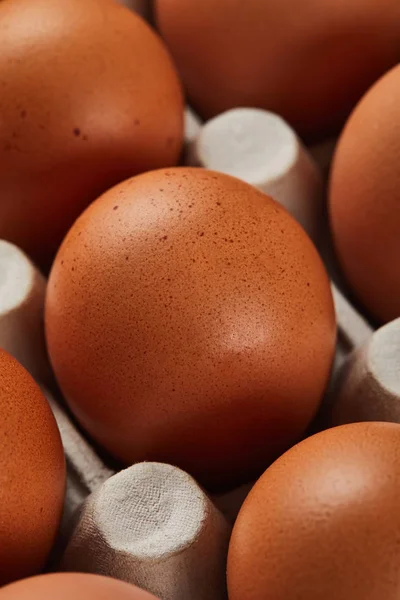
xmin=0 ymin=350 xmax=65 ymax=585
xmin=46 ymin=167 xmax=336 ymax=490
xmin=228 ymin=422 xmax=400 ymax=600
xmin=330 ymin=65 xmax=400 ymax=323
xmin=0 ymin=573 xmax=159 ymax=599
xmin=155 ymin=0 xmax=400 ymax=140
xmin=0 ymin=0 xmax=183 ymax=267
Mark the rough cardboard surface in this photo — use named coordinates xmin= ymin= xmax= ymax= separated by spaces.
xmin=0 ymin=240 xmax=52 ymax=385
xmin=61 ymin=463 xmax=231 ymax=600
xmin=332 ymin=318 xmax=400 ymax=426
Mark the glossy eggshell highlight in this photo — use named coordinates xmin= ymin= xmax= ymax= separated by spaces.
xmin=45 ymin=167 xmax=336 ymax=490
xmin=0 ymin=0 xmax=183 ymax=267
xmin=329 ymin=65 xmax=400 ymax=323
xmin=228 ymin=422 xmax=400 ymax=600
xmin=0 ymin=573 xmax=159 ymax=600
xmin=155 ymin=0 xmax=400 ymax=140
xmin=0 ymin=350 xmax=65 ymax=586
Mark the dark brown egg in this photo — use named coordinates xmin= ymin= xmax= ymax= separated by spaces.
xmin=155 ymin=0 xmax=400 ymax=140
xmin=0 ymin=0 xmax=183 ymax=267
xmin=1 ymin=573 xmax=159 ymax=600
xmin=0 ymin=349 xmax=65 ymax=585
xmin=228 ymin=422 xmax=400 ymax=600
xmin=45 ymin=167 xmax=335 ymax=490
xmin=329 ymin=65 xmax=400 ymax=323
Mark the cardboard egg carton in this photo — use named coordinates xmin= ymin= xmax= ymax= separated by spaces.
xmin=3 ymin=101 xmax=399 ymax=600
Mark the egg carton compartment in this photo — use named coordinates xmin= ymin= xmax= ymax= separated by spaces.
xmin=2 ymin=95 xmax=398 ymax=599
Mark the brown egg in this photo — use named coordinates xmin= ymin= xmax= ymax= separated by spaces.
xmin=0 ymin=0 xmax=183 ymax=268
xmin=155 ymin=0 xmax=400 ymax=140
xmin=0 ymin=349 xmax=65 ymax=585
xmin=329 ymin=65 xmax=400 ymax=323
xmin=45 ymin=167 xmax=335 ymax=490
xmin=0 ymin=573 xmax=159 ymax=600
xmin=228 ymin=422 xmax=400 ymax=600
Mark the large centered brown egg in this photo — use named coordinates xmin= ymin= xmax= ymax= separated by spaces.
xmin=45 ymin=167 xmax=336 ymax=490
xmin=228 ymin=422 xmax=400 ymax=600
xmin=329 ymin=65 xmax=400 ymax=323
xmin=155 ymin=0 xmax=400 ymax=140
xmin=0 ymin=350 xmax=65 ymax=585
xmin=0 ymin=0 xmax=183 ymax=267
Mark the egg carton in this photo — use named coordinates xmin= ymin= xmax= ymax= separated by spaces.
xmin=3 ymin=92 xmax=399 ymax=600
xmin=2 ymin=3 xmax=398 ymax=594
xmin=1 ymin=0 xmax=399 ymax=596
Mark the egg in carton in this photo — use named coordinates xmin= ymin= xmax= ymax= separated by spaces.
xmin=2 ymin=97 xmax=399 ymax=599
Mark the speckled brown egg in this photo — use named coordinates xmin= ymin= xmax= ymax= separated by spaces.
xmin=0 ymin=349 xmax=65 ymax=585
xmin=228 ymin=422 xmax=400 ymax=600
xmin=45 ymin=167 xmax=336 ymax=490
xmin=0 ymin=573 xmax=159 ymax=600
xmin=0 ymin=0 xmax=183 ymax=268
xmin=155 ymin=0 xmax=400 ymax=140
xmin=329 ymin=65 xmax=400 ymax=323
